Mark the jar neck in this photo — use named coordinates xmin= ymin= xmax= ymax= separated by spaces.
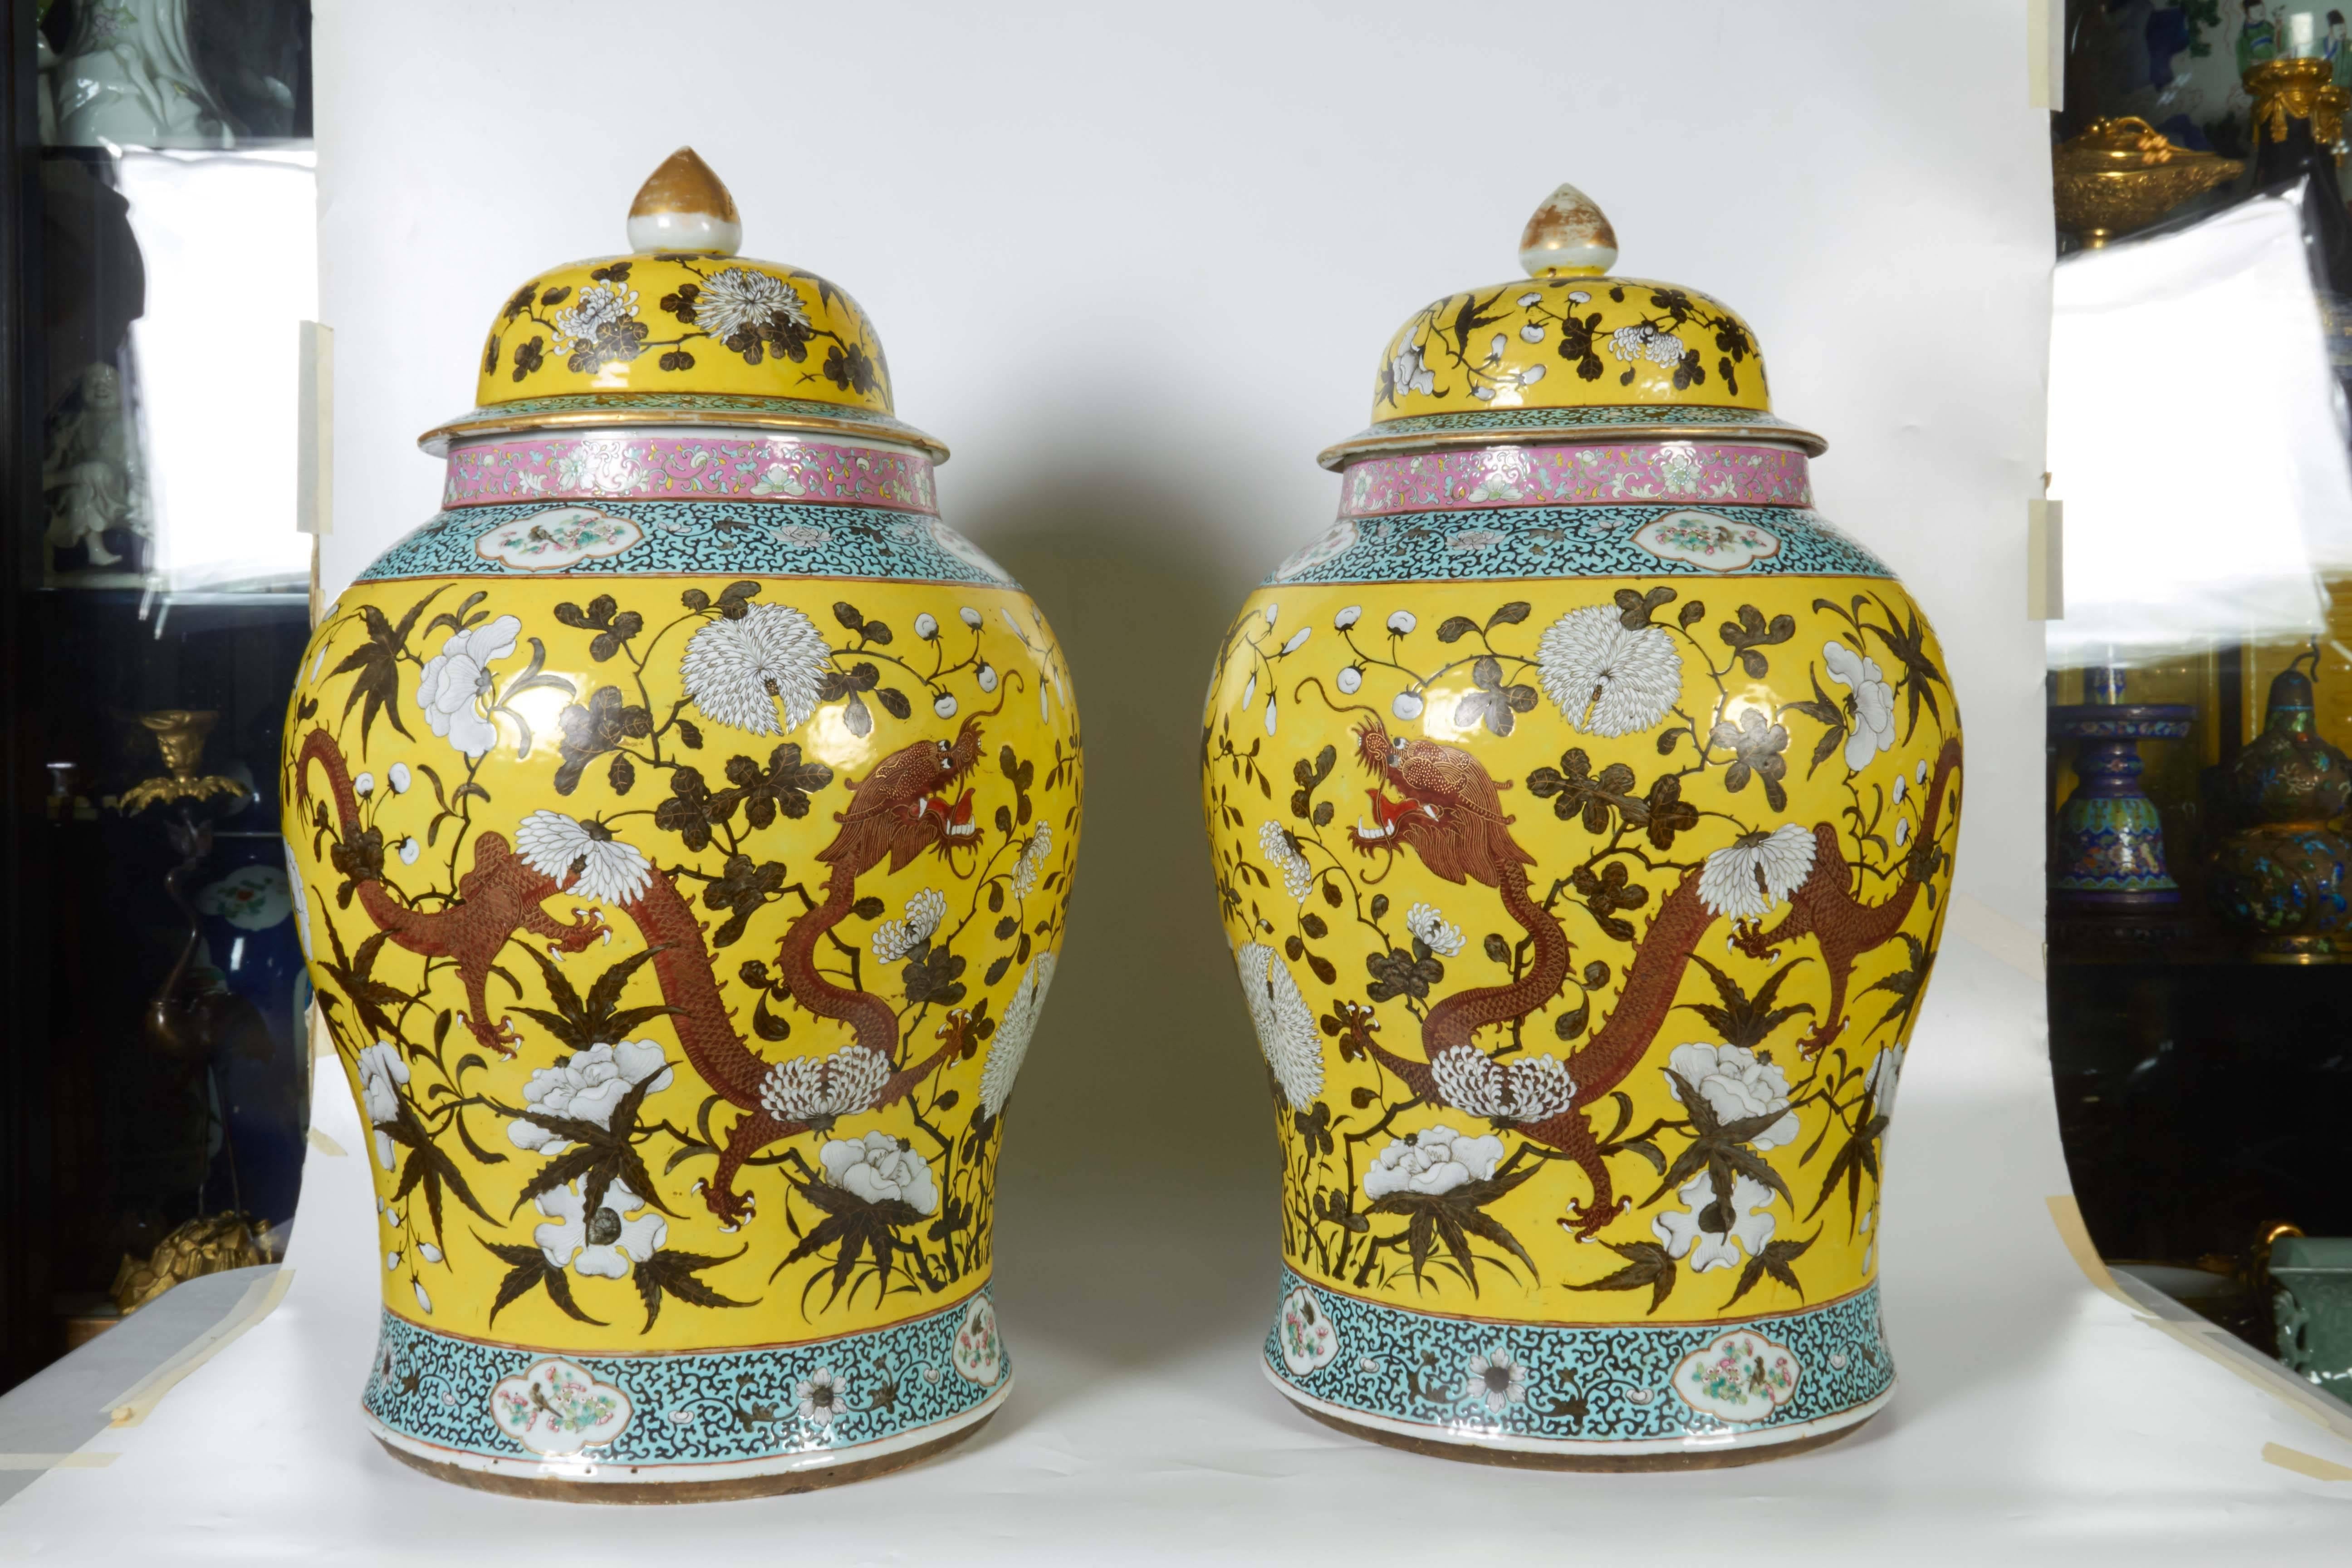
xmin=1335 ymin=439 xmax=1812 ymax=519
xmin=440 ymin=427 xmax=938 ymax=513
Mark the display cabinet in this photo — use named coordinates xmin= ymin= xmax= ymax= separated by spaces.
xmin=0 ymin=0 xmax=314 ymax=1390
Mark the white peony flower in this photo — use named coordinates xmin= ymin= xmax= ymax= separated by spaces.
xmin=1404 ymin=902 xmax=1463 ymax=957
xmin=1390 ymin=339 xmax=1436 ymax=398
xmin=509 ymin=1040 xmax=673 ymax=1153
xmin=1235 ymin=943 xmax=1323 ymax=1107
xmin=759 ymin=1046 xmax=890 ymax=1124
xmin=355 ymin=1042 xmax=409 ymax=1170
xmin=1665 ymin=1043 xmax=1797 ymax=1148
xmin=689 ymin=265 xmax=808 ymax=343
xmin=416 ymin=615 xmax=519 ymax=758
xmin=1259 ymin=821 xmax=1314 ymax=902
xmin=980 ymin=952 xmax=1055 ymax=1117
xmin=869 ymin=887 xmax=948 ymax=962
xmin=1386 ymin=610 xmax=1416 ymax=635
xmin=534 ymin=1177 xmax=666 ymax=1279
xmin=1430 ymin=1046 xmax=1578 ymax=1123
xmin=819 ymin=1131 xmax=939 ymax=1214
xmin=1460 ymin=1346 xmax=1529 ymax=1412
xmin=1653 ymin=1170 xmax=1776 ymax=1272
xmin=1867 ymin=1044 xmax=1905 ymax=1124
xmin=1010 ymin=822 xmax=1054 ymax=901
xmin=513 ymin=811 xmax=652 ymax=904
xmin=1363 ymin=1124 xmax=1505 ymax=1199
xmin=680 ymin=602 xmax=832 ymax=736
xmin=1536 ymin=605 xmax=1683 ymax=737
xmin=1824 ymin=640 xmax=1897 ymax=769
xmin=1698 ymin=824 xmax=1818 ymax=921
xmin=795 ymin=1367 xmax=846 ymax=1427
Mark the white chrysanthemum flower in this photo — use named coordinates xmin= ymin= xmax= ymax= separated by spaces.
xmin=1609 ymin=324 xmax=1656 ymax=362
xmin=1010 ymin=822 xmax=1054 ymax=901
xmin=980 ymin=952 xmax=1055 ymax=1117
xmin=534 ymin=1177 xmax=666 ymax=1279
xmin=1536 ymin=605 xmax=1683 ymax=737
xmin=1362 ymin=1124 xmax=1505 ymax=1199
xmin=1235 ymin=942 xmax=1323 ymax=1107
xmin=691 ymin=265 xmax=808 ymax=342
xmin=1699 ymin=824 xmax=1818 ymax=920
xmin=1404 ymin=902 xmax=1463 ymax=957
xmin=513 ymin=811 xmax=652 ymax=904
xmin=1259 ymin=821 xmax=1314 ymax=902
xmin=1644 ymin=331 xmax=1687 ymax=368
xmin=869 ymin=887 xmax=948 ymax=962
xmin=355 ymin=1042 xmax=409 ymax=1170
xmin=819 ymin=1130 xmax=939 ymax=1214
xmin=1653 ymin=1170 xmax=1775 ymax=1272
xmin=509 ymin=1040 xmax=674 ymax=1153
xmin=1824 ymin=640 xmax=1898 ymax=769
xmin=1430 ymin=1046 xmax=1577 ymax=1123
xmin=760 ymin=1046 xmax=891 ymax=1124
xmin=549 ymin=279 xmax=637 ymax=348
xmin=1666 ymin=1043 xmax=1797 ymax=1148
xmin=680 ymin=602 xmax=831 ymax=736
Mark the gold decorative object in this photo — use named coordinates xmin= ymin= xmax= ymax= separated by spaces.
xmin=117 ymin=710 xmax=248 ymax=813
xmin=109 ymin=1212 xmax=270 ymax=1314
xmin=2247 ymin=56 xmax=2352 ymax=147
xmin=2053 ymin=117 xmax=2243 ymax=248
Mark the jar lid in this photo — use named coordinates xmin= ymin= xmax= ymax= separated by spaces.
xmin=1317 ymin=182 xmax=1823 ymax=469
xmin=419 ymin=148 xmax=945 ymax=460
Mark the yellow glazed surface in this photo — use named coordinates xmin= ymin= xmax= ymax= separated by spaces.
xmin=1204 ymin=576 xmax=1955 ymax=1328
xmin=286 ymin=573 xmax=1078 ymax=1356
xmin=474 ymin=253 xmax=893 ymax=412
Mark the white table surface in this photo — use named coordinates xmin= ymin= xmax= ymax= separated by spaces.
xmin=4 ymin=930 xmax=2349 ymax=1564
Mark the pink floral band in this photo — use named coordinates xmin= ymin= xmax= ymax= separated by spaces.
xmin=1338 ymin=442 xmax=1812 ymax=517
xmin=441 ymin=434 xmax=938 ymax=513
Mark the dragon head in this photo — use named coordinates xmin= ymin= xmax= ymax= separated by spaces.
xmin=823 ymin=712 xmax=987 ymax=875
xmin=1348 ymin=717 xmax=1532 ymax=887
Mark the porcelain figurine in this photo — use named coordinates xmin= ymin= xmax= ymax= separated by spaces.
xmin=49 ymin=0 xmax=234 ymax=148
xmin=1200 ymin=184 xmax=1961 ymax=1468
xmin=281 ymin=151 xmax=1080 ymax=1499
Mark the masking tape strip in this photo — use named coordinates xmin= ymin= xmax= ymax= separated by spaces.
xmin=1946 ymin=892 xmax=2044 ymax=979
xmin=2264 ymin=1442 xmax=2352 ymax=1482
xmin=2048 ymin=1195 xmax=2352 ymax=1454
xmin=104 ymin=1267 xmax=295 ymax=1429
xmin=0 ymin=1453 xmax=116 ymax=1471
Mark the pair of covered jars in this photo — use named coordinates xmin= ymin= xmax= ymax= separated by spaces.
xmin=280 ymin=153 xmax=1958 ymax=1497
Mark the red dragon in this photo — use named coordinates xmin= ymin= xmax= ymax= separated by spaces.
xmin=296 ymin=708 xmax=999 ymax=1229
xmin=1339 ymin=718 xmax=1960 ymax=1240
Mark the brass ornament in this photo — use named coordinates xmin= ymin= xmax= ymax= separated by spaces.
xmin=2246 ymin=56 xmax=2352 ymax=145
xmin=110 ymin=1213 xmax=271 ymax=1313
xmin=2052 ymin=117 xmax=2243 ymax=248
xmin=118 ymin=709 xmax=248 ymax=814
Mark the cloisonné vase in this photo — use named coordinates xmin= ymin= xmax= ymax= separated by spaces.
xmin=1201 ymin=185 xmax=1961 ymax=1467
xmin=281 ymin=151 xmax=1079 ymax=1499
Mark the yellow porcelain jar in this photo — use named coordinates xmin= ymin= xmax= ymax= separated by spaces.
xmin=282 ymin=152 xmax=1080 ymax=1498
xmin=1201 ymin=185 xmax=1960 ymax=1467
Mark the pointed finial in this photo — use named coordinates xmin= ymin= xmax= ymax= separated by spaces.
xmin=627 ymin=147 xmax=742 ymax=255
xmin=1519 ymin=182 xmax=1617 ymax=277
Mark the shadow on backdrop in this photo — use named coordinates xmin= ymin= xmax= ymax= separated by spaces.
xmin=963 ymin=454 xmax=1295 ymax=1419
